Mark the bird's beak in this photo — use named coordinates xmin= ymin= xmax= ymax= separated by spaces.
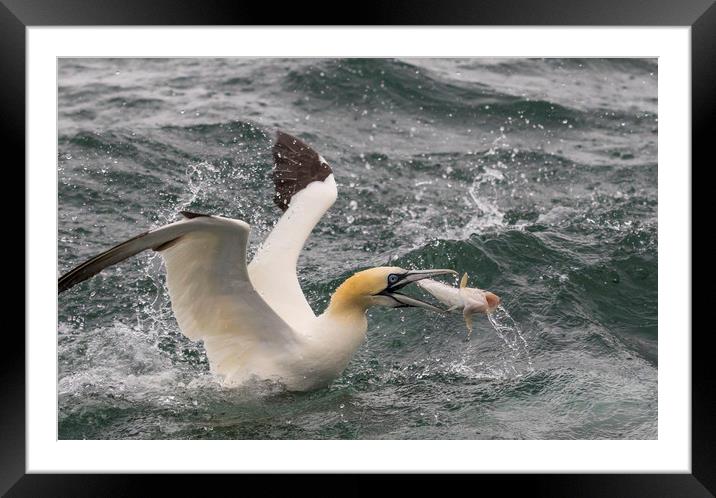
xmin=378 ymin=269 xmax=458 ymax=313
xmin=396 ymin=269 xmax=458 ymax=286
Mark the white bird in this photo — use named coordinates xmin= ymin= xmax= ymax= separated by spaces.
xmin=59 ymin=131 xmax=456 ymax=392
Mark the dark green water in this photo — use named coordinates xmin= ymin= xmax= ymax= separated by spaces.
xmin=58 ymin=58 xmax=657 ymax=440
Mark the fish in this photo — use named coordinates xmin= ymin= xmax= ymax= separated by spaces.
xmin=417 ymin=273 xmax=501 ymax=339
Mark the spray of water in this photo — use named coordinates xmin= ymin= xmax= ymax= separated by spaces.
xmin=134 ymin=161 xmax=221 ymax=349
xmin=487 ymin=305 xmax=534 ymax=373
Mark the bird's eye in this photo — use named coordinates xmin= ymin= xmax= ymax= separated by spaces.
xmin=388 ymin=274 xmax=400 ymax=285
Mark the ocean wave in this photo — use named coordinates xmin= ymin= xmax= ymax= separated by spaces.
xmin=284 ymin=58 xmax=586 ymax=126
xmin=57 ymin=57 xmax=657 ymax=440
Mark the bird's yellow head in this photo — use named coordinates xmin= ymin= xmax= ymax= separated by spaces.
xmin=328 ymin=266 xmax=457 ymax=313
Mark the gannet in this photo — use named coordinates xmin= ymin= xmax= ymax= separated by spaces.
xmin=417 ymin=273 xmax=500 ymax=338
xmin=58 ymin=131 xmax=456 ymax=392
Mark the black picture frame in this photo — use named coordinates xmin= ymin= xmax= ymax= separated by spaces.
xmin=6 ymin=0 xmax=711 ymax=494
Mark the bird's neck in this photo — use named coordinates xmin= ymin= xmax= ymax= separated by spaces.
xmin=324 ymin=276 xmax=373 ymax=314
xmin=300 ymin=281 xmax=371 ymax=381
xmin=322 ymin=297 xmax=368 ymax=326
xmin=310 ymin=294 xmax=368 ymax=370
xmin=320 ymin=284 xmax=370 ymax=334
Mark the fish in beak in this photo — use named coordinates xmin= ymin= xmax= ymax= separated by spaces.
xmin=416 ymin=272 xmax=502 ymax=339
xmin=377 ymin=269 xmax=458 ymax=313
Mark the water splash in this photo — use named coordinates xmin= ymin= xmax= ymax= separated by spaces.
xmin=183 ymin=161 xmax=219 ymax=209
xmin=456 ymin=163 xmax=507 ymax=239
xmin=133 ymin=161 xmax=221 ymax=347
xmin=467 ymin=172 xmax=504 ymax=228
xmin=487 ymin=305 xmax=533 ymax=374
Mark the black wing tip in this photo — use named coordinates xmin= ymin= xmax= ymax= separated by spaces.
xmin=274 ymin=131 xmax=308 ymax=155
xmin=180 ymin=210 xmax=211 ymax=219
xmin=271 ymin=131 xmax=333 ymax=212
xmin=275 ymin=130 xmax=302 ymax=144
xmin=275 ymin=130 xmax=291 ymax=141
xmin=58 ymin=277 xmax=71 ymax=294
xmin=58 ymin=274 xmax=84 ymax=293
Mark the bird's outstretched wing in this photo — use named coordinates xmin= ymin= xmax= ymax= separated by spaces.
xmin=271 ymin=131 xmax=333 ymax=212
xmin=58 ymin=212 xmax=299 ymax=379
xmin=248 ymin=132 xmax=338 ymax=327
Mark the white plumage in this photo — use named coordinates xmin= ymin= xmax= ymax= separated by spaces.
xmin=59 ymin=132 xmax=456 ymax=391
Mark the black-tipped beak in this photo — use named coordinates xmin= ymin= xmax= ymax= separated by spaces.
xmin=379 ymin=269 xmax=458 ymax=312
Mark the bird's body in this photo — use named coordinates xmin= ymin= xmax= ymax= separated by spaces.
xmin=59 ymin=132 xmax=455 ymax=391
